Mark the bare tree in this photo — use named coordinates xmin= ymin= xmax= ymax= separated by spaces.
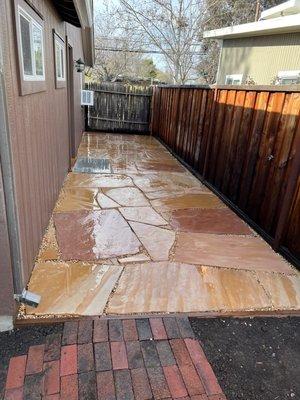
xmin=118 ymin=0 xmax=204 ymax=84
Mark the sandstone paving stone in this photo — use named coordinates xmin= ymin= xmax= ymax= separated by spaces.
xmin=170 ymin=208 xmax=252 ymax=235
xmin=103 ymin=187 xmax=149 ymax=207
xmin=64 ymin=173 xmax=133 ymax=188
xmin=96 ymin=192 xmax=120 ymax=208
xmin=106 ymin=263 xmax=272 ymax=314
xmin=173 ymin=232 xmax=294 ymax=274
xmin=54 ymin=210 xmax=140 ymax=260
xmin=119 ymin=207 xmax=167 ymax=226
xmin=27 ymin=262 xmax=123 ymax=316
xmin=255 ymin=271 xmax=300 ymax=309
xmin=151 ymin=193 xmax=226 ymax=212
xmin=54 ymin=188 xmax=100 ymax=213
xmin=118 ymin=254 xmax=151 ymax=264
xmin=129 ymin=223 xmax=175 ymax=261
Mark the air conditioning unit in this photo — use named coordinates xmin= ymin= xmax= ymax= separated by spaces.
xmin=81 ymin=90 xmax=94 ymax=106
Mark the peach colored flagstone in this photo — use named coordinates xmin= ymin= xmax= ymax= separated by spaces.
xmin=151 ymin=193 xmax=226 ymax=212
xmin=27 ymin=262 xmax=123 ymax=316
xmin=53 ymin=210 xmax=141 ymax=261
xmin=129 ymin=222 xmax=175 ymax=261
xmin=64 ymin=173 xmax=133 ymax=188
xmin=96 ymin=192 xmax=120 ymax=208
xmin=54 ymin=188 xmax=100 ymax=212
xmin=170 ymin=208 xmax=253 ymax=235
xmin=136 ymin=160 xmax=186 ymax=173
xmin=38 ymin=220 xmax=59 ymax=261
xmin=119 ymin=207 xmax=167 ymax=226
xmin=103 ymin=187 xmax=149 ymax=207
xmin=173 ymin=232 xmax=294 ymax=274
xmin=118 ymin=254 xmax=151 ymax=264
xmin=255 ymin=271 xmax=300 ymax=310
xmin=106 ymin=262 xmax=272 ymax=314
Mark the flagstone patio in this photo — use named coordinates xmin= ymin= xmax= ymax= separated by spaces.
xmin=23 ymin=133 xmax=300 ymax=319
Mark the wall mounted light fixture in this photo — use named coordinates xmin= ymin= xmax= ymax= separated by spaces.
xmin=75 ymin=58 xmax=85 ymax=72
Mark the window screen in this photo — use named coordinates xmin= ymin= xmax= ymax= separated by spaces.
xmin=20 ymin=13 xmax=33 ymax=76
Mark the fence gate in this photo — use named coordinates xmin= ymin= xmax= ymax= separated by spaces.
xmin=85 ymin=82 xmax=153 ymax=134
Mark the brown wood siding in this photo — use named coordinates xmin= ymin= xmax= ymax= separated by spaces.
xmin=152 ymin=86 xmax=300 ymax=267
xmin=0 ymin=0 xmax=84 ymax=285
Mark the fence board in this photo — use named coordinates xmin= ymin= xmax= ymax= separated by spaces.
xmin=86 ymin=82 xmax=152 ymax=133
xmin=152 ymin=85 xmax=300 ymax=267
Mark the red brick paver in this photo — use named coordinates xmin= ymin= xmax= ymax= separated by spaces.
xmin=3 ymin=318 xmax=227 ymax=400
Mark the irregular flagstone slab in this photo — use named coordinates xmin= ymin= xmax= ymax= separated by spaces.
xmin=129 ymin=222 xmax=175 ymax=261
xmin=132 ymin=172 xmax=208 ymax=197
xmin=54 ymin=210 xmax=141 ymax=261
xmin=118 ymin=254 xmax=151 ymax=264
xmin=38 ymin=220 xmax=59 ymax=261
xmin=103 ymin=187 xmax=149 ymax=207
xmin=151 ymin=193 xmax=225 ymax=212
xmin=170 ymin=208 xmax=252 ymax=235
xmin=96 ymin=192 xmax=120 ymax=208
xmin=173 ymin=232 xmax=293 ymax=274
xmin=106 ymin=262 xmax=271 ymax=314
xmin=255 ymin=271 xmax=300 ymax=310
xmin=54 ymin=188 xmax=100 ymax=212
xmin=119 ymin=207 xmax=167 ymax=226
xmin=64 ymin=173 xmax=133 ymax=188
xmin=26 ymin=262 xmax=123 ymax=316
xmin=136 ymin=160 xmax=186 ymax=173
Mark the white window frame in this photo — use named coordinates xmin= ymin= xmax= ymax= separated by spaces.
xmin=277 ymin=70 xmax=300 ymax=85
xmin=54 ymin=36 xmax=66 ymax=82
xmin=225 ymin=74 xmax=243 ymax=85
xmin=18 ymin=6 xmax=45 ymax=82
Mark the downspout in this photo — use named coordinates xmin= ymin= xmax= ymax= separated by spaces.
xmin=0 ymin=33 xmax=23 ymax=295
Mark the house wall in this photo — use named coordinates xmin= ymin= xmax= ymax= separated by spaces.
xmin=0 ymin=0 xmax=85 ymax=296
xmin=217 ymin=33 xmax=300 ymax=85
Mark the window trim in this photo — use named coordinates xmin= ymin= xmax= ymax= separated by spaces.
xmin=14 ymin=0 xmax=46 ymax=95
xmin=18 ymin=6 xmax=45 ymax=82
xmin=53 ymin=31 xmax=66 ymax=88
xmin=225 ymin=74 xmax=243 ymax=85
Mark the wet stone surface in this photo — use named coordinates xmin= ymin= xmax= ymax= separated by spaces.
xmin=25 ymin=132 xmax=299 ymax=318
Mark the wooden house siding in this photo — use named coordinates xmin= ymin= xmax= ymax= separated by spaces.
xmin=218 ymin=33 xmax=300 ymax=85
xmin=0 ymin=0 xmax=85 ymax=291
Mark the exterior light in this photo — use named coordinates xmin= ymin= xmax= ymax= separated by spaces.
xmin=75 ymin=58 xmax=85 ymax=72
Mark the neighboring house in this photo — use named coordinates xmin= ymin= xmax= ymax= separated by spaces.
xmin=0 ymin=0 xmax=94 ymax=330
xmin=204 ymin=0 xmax=300 ymax=85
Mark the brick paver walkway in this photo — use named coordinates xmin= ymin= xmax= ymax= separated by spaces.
xmin=4 ymin=318 xmax=227 ymax=400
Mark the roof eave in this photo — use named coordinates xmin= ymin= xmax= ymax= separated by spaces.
xmin=203 ymin=14 xmax=300 ymax=39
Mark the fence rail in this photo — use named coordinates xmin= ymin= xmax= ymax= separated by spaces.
xmin=86 ymin=82 xmax=152 ymax=133
xmin=152 ymin=86 xmax=300 ymax=267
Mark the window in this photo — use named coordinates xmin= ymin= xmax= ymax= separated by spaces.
xmin=53 ymin=32 xmax=66 ymax=88
xmin=18 ymin=6 xmax=45 ymax=81
xmin=225 ymin=74 xmax=243 ymax=85
xmin=277 ymin=70 xmax=300 ymax=85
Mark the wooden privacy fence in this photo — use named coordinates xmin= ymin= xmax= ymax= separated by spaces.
xmin=152 ymin=85 xmax=300 ymax=267
xmin=85 ymin=82 xmax=152 ymax=133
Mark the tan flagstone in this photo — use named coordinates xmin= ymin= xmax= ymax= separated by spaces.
xmin=173 ymin=232 xmax=294 ymax=274
xmin=118 ymin=254 xmax=151 ymax=263
xmin=64 ymin=173 xmax=133 ymax=188
xmin=54 ymin=188 xmax=100 ymax=212
xmin=256 ymin=271 xmax=300 ymax=309
xmin=103 ymin=187 xmax=149 ymax=207
xmin=119 ymin=207 xmax=167 ymax=226
xmin=96 ymin=192 xmax=120 ymax=208
xmin=136 ymin=160 xmax=186 ymax=173
xmin=54 ymin=210 xmax=141 ymax=261
xmin=38 ymin=220 xmax=59 ymax=261
xmin=129 ymin=222 xmax=175 ymax=261
xmin=151 ymin=193 xmax=226 ymax=212
xmin=170 ymin=208 xmax=253 ymax=235
xmin=106 ymin=262 xmax=272 ymax=314
xmin=26 ymin=262 xmax=123 ymax=316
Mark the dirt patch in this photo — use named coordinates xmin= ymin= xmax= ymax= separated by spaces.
xmin=0 ymin=324 xmax=63 ymax=398
xmin=190 ymin=317 xmax=300 ymax=400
